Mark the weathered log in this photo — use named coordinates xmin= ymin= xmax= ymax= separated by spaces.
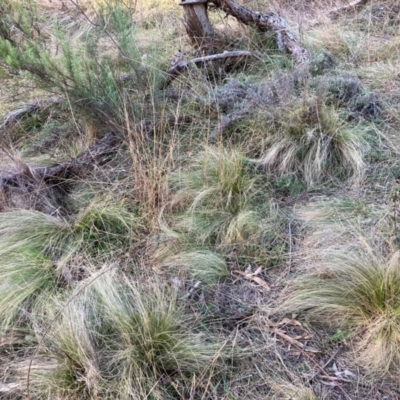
xmin=210 ymin=0 xmax=310 ymax=64
xmin=180 ymin=0 xmax=215 ymax=53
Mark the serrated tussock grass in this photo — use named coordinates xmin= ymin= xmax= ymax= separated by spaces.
xmin=38 ymin=298 xmax=101 ymax=400
xmin=32 ymin=273 xmax=229 ymax=399
xmin=3 ymin=0 xmax=400 ymax=397
xmin=0 ymin=199 xmax=138 ymax=333
xmin=0 ymin=211 xmax=68 ymax=333
xmin=261 ymin=97 xmax=368 ymax=186
xmin=166 ymin=147 xmax=284 ymax=260
xmin=162 ymin=249 xmax=228 ymax=284
xmin=284 ymin=249 xmax=400 ymax=377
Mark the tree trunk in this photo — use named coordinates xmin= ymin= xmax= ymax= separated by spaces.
xmin=180 ymin=0 xmax=215 ymax=54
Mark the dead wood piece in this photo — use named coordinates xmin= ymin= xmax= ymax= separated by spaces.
xmin=308 ymin=0 xmax=371 ymax=28
xmin=0 ymin=98 xmax=59 ymax=130
xmin=328 ymin=0 xmax=370 ymax=18
xmin=0 ymin=132 xmax=119 ymax=213
xmin=161 ymin=50 xmax=257 ymax=88
xmin=35 ymin=131 xmax=119 ymax=180
xmin=210 ymin=0 xmax=310 ymax=64
xmin=180 ymin=0 xmax=215 ymax=53
xmin=180 ymin=280 xmax=202 ymax=300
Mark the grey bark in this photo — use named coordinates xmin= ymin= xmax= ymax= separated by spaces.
xmin=180 ymin=0 xmax=215 ymax=54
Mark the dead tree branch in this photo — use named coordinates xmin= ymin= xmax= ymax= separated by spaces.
xmin=210 ymin=0 xmax=310 ymax=64
xmin=328 ymin=0 xmax=370 ymax=18
xmin=161 ymin=50 xmax=258 ymax=88
xmin=0 ymin=132 xmax=119 ymax=213
xmin=0 ymin=132 xmax=119 ymax=185
xmin=0 ymin=98 xmax=60 ymax=130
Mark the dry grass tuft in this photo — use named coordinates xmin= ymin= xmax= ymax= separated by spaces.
xmin=260 ymin=96 xmax=368 ymax=186
xmin=166 ymin=147 xmax=284 ymax=261
xmin=285 ymin=247 xmax=400 ymax=377
xmin=23 ymin=271 xmax=232 ymax=399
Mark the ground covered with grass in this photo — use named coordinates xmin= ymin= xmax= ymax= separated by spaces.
xmin=1 ymin=0 xmax=400 ymax=399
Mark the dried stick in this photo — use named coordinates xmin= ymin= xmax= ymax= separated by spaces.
xmin=0 ymin=132 xmax=119 ymax=188
xmin=273 ymin=328 xmax=353 ymax=400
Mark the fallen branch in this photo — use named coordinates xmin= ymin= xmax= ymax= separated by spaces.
xmin=210 ymin=0 xmax=310 ymax=64
xmin=272 ymin=328 xmax=353 ymax=400
xmin=0 ymin=98 xmax=59 ymax=130
xmin=0 ymin=132 xmax=119 ymax=213
xmin=161 ymin=50 xmax=258 ymax=88
xmin=1 ymin=132 xmax=119 ymax=184
xmin=328 ymin=0 xmax=370 ymax=18
xmin=308 ymin=0 xmax=370 ymax=28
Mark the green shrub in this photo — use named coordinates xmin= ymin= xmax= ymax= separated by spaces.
xmin=0 ymin=0 xmax=163 ymax=128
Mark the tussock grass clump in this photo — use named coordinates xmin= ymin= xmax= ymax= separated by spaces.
xmin=171 ymin=148 xmax=256 ymax=212
xmin=168 ymin=147 xmax=283 ymax=259
xmin=0 ymin=247 xmax=57 ymax=333
xmin=0 ymin=199 xmax=138 ymax=332
xmin=72 ymin=197 xmax=139 ymax=257
xmin=285 ymin=250 xmax=400 ymax=377
xmin=40 ymin=298 xmax=101 ymax=400
xmin=98 ymin=276 xmax=224 ymax=393
xmin=162 ymin=250 xmax=228 ymax=284
xmin=0 ymin=211 xmax=68 ymax=332
xmin=261 ymin=97 xmax=367 ymax=186
xmin=35 ymin=273 xmax=227 ymax=399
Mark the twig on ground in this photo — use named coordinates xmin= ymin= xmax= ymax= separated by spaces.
xmin=180 ymin=281 xmax=202 ymax=300
xmin=272 ymin=328 xmax=353 ymax=400
xmin=308 ymin=345 xmax=344 ymax=382
xmin=0 ymin=132 xmax=119 ymax=186
xmin=0 ymin=132 xmax=120 ymax=213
